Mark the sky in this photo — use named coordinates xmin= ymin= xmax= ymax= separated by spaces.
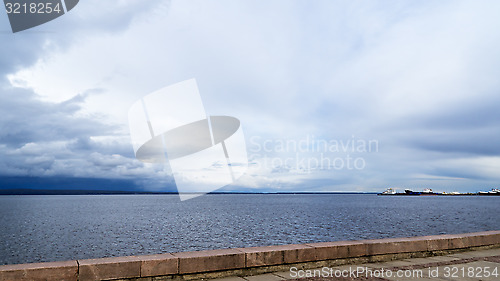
xmin=1 ymin=0 xmax=500 ymax=193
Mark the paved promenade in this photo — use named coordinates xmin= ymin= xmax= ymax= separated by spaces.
xmin=209 ymin=247 xmax=500 ymax=281
xmin=2 ymin=231 xmax=499 ymax=280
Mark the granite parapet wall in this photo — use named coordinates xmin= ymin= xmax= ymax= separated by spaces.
xmin=1 ymin=230 xmax=499 ymax=281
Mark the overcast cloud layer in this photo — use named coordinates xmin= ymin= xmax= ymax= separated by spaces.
xmin=1 ymin=0 xmax=500 ymax=193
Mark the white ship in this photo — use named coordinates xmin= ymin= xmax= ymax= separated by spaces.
xmin=380 ymin=188 xmax=396 ymax=195
xmin=478 ymin=188 xmax=500 ymax=195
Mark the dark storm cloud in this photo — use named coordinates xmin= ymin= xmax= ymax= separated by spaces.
xmin=391 ymin=95 xmax=500 ymax=156
xmin=0 ymin=37 xmax=45 ymax=75
xmin=0 ymin=176 xmax=142 ymax=192
xmin=0 ymin=87 xmax=114 ymax=147
xmin=409 ymin=130 xmax=500 ymax=156
xmin=0 ymin=1 xmax=170 ymax=187
xmin=0 ymin=85 xmax=156 ymax=182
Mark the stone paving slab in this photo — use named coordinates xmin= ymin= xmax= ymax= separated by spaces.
xmin=208 ymin=248 xmax=500 ymax=281
xmin=448 ymin=248 xmax=500 ymax=258
xmin=243 ymin=273 xmax=285 ymax=280
xmin=383 ymin=274 xmax=447 ymax=281
xmin=383 ymin=275 xmax=448 ymax=281
xmin=363 ymin=260 xmax=417 ymax=268
xmin=273 ymin=270 xmax=296 ymax=279
xmin=401 ymin=256 xmax=460 ymax=264
xmin=428 ymin=261 xmax=500 ymax=281
xmin=211 ymin=277 xmax=247 ymax=281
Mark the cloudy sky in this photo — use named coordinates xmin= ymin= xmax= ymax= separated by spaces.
xmin=1 ymin=0 xmax=500 ymax=193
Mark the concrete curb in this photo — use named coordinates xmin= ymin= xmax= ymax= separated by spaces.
xmin=1 ymin=230 xmax=499 ymax=280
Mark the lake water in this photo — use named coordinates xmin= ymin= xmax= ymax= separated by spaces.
xmin=0 ymin=194 xmax=498 ymax=265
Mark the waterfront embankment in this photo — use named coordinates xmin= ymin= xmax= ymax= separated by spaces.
xmin=0 ymin=231 xmax=499 ymax=280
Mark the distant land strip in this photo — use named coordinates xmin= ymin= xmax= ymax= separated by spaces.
xmin=0 ymin=189 xmax=377 ymax=195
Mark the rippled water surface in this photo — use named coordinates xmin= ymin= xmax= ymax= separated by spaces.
xmin=0 ymin=194 xmax=498 ymax=265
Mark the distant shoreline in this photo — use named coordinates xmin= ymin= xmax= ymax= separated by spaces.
xmin=0 ymin=189 xmax=377 ymax=195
